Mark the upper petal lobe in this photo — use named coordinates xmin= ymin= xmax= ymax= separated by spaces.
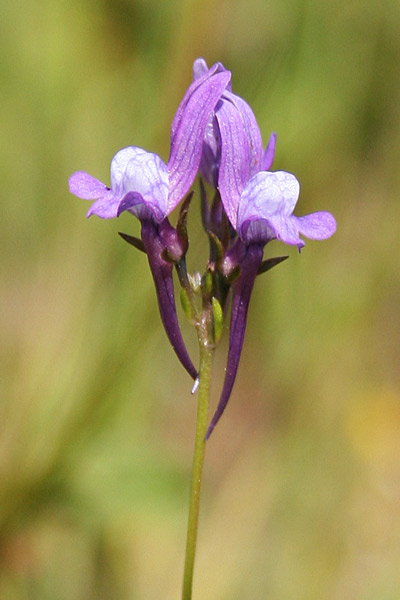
xmin=167 ymin=70 xmax=231 ymax=213
xmin=293 ymin=212 xmax=337 ymax=240
xmin=69 ymin=172 xmax=110 ymax=199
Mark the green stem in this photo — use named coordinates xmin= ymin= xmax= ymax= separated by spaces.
xmin=182 ymin=328 xmax=214 ymax=600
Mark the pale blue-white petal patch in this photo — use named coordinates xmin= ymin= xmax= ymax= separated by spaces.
xmin=112 ymin=147 xmax=169 ymax=220
xmin=238 ymin=170 xmax=336 ymax=249
xmin=239 ymin=171 xmax=300 ymax=221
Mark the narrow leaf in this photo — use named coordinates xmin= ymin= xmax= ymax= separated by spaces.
xmin=257 ymin=255 xmax=288 ymax=275
xmin=118 ymin=232 xmax=146 ymax=253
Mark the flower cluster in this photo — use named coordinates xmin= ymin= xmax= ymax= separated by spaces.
xmin=69 ymin=59 xmax=336 ymax=438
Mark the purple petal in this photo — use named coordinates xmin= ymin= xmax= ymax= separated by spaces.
xmin=257 ymin=213 xmax=305 ymax=249
xmin=199 ymin=116 xmax=221 ymax=186
xmin=167 ymin=71 xmax=231 ymax=213
xmin=293 ymin=212 xmax=337 ymax=240
xmin=192 ymin=57 xmax=210 ymax=80
xmin=68 ymin=171 xmax=122 ymax=219
xmin=141 ymin=220 xmax=197 ymax=380
xmin=69 ymin=172 xmax=110 ymax=199
xmin=192 ymin=58 xmax=232 ymax=91
xmin=115 ymin=191 xmax=164 ymax=222
xmin=70 ymin=147 xmax=170 ymax=221
xmin=195 ymin=61 xmax=261 ymax=188
xmin=206 ymin=243 xmax=263 ymax=439
xmin=261 ymin=132 xmax=277 ymax=171
xmin=223 ymin=91 xmax=263 ymax=177
xmin=241 ymin=211 xmax=334 ymax=250
xmin=238 ymin=171 xmax=335 ymax=249
xmin=261 ymin=212 xmax=336 ymax=249
xmin=215 ymin=97 xmax=252 ymax=229
xmin=239 ymin=218 xmax=281 ymax=245
xmin=170 ymin=62 xmax=225 ymax=141
xmin=86 ymin=193 xmax=124 ymax=219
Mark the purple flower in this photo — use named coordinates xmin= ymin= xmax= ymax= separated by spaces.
xmin=194 ymin=59 xmax=336 ymax=250
xmin=216 ymin=98 xmax=336 ymax=249
xmin=69 ymin=64 xmax=231 ymax=222
xmin=69 ymin=64 xmax=231 ymax=381
xmin=138 ymin=217 xmax=198 ymax=380
xmin=199 ymin=61 xmax=336 ymax=437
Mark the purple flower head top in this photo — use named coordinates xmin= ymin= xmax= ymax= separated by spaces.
xmin=193 ymin=59 xmax=336 ymax=250
xmin=69 ymin=64 xmax=231 ymax=223
xmin=193 ymin=58 xmax=264 ymax=190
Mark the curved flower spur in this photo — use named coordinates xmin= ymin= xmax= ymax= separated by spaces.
xmin=69 ymin=64 xmax=231 ymax=381
xmin=193 ymin=59 xmax=336 ymax=438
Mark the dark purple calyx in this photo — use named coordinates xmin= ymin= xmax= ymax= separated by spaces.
xmin=205 ymin=242 xmax=264 ymax=439
xmin=140 ymin=219 xmax=197 ymax=380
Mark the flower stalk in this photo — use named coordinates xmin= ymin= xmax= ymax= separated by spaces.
xmin=182 ymin=315 xmax=214 ymax=600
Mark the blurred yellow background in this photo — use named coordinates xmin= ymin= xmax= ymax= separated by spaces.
xmin=1 ymin=0 xmax=400 ymax=598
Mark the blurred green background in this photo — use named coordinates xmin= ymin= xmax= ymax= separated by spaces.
xmin=1 ymin=0 xmax=400 ymax=598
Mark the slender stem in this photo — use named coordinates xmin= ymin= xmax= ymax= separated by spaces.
xmin=182 ymin=327 xmax=214 ymax=600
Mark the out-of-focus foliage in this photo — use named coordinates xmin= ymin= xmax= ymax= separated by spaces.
xmin=1 ymin=0 xmax=400 ymax=598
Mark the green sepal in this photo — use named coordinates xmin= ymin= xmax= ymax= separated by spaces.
xmin=118 ymin=232 xmax=146 ymax=253
xmin=211 ymin=296 xmax=224 ymax=344
xmin=257 ymin=255 xmax=289 ymax=276
xmin=201 ymin=269 xmax=213 ymax=299
xmin=180 ymin=287 xmax=195 ymax=323
xmin=188 ymin=272 xmax=202 ymax=293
